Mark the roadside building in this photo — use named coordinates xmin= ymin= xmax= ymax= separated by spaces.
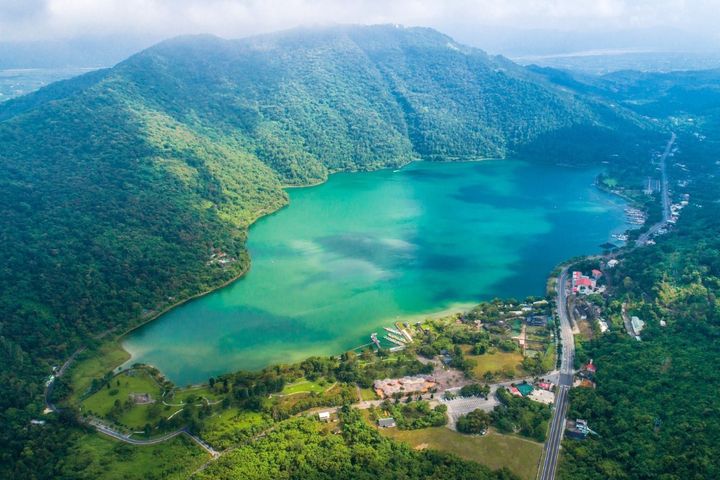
xmin=537 ymin=381 xmax=554 ymax=391
xmin=516 ymin=383 xmax=534 ymax=396
xmin=565 ymin=419 xmax=591 ymax=440
xmin=572 ymin=271 xmax=597 ymax=294
xmin=378 ymin=418 xmax=396 ymax=428
xmin=318 ymin=411 xmax=331 ymax=422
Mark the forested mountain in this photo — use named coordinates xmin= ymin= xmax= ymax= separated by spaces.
xmin=0 ymin=25 xmax=659 ymax=477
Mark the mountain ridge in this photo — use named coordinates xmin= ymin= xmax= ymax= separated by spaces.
xmin=0 ymin=24 xmax=661 ymax=477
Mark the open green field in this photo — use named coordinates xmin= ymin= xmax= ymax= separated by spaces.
xmin=68 ymin=342 xmax=130 ymax=403
xmin=462 ymin=347 xmax=525 ymax=379
xmin=279 ymin=378 xmax=329 ymax=395
xmin=169 ymin=385 xmax=223 ymax=405
xmin=201 ymin=408 xmax=272 ymax=449
xmin=380 ymin=426 xmax=542 ymax=480
xmin=81 ymin=369 xmax=166 ymax=429
xmin=61 ymin=433 xmax=207 ymax=480
xmin=359 ymin=387 xmax=379 ymax=401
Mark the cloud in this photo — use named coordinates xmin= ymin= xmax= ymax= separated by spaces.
xmin=1 ymin=0 xmax=718 ymax=48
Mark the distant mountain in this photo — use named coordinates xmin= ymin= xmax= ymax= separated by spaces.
xmin=0 ymin=26 xmax=660 ymax=476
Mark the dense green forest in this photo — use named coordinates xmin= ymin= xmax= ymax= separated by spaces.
xmin=3 ymin=23 xmax=718 ymax=479
xmin=196 ymin=407 xmax=517 ymax=480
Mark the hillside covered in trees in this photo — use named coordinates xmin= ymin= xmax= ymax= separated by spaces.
xmin=0 ymin=25 xmax=663 ymax=477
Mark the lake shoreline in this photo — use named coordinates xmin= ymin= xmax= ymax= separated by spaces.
xmin=99 ymin=159 xmax=627 ymax=387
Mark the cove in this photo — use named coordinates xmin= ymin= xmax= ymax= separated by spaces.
xmin=123 ymin=160 xmax=629 ymax=385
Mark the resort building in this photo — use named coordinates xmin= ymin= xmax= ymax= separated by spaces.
xmin=572 ymin=271 xmax=597 ymax=294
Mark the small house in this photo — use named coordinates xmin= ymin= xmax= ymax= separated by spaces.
xmin=378 ymin=417 xmax=396 ymax=428
xmin=585 ymin=359 xmax=597 ymax=375
xmin=318 ymin=411 xmax=331 ymax=422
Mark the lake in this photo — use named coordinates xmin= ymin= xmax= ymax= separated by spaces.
xmin=123 ymin=160 xmax=629 ymax=385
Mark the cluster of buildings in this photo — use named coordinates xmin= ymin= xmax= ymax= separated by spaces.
xmin=668 ymin=194 xmax=690 ymax=225
xmin=373 ymin=375 xmax=437 ymax=399
xmin=574 ymin=359 xmax=597 ymax=388
xmin=572 ymin=270 xmax=604 ymax=295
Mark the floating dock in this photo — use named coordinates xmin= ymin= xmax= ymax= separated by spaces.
xmin=384 ymin=335 xmax=406 ymax=347
xmin=384 ymin=327 xmax=403 ymax=336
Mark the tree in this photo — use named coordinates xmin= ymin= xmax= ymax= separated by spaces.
xmin=457 ymin=409 xmax=491 ymax=434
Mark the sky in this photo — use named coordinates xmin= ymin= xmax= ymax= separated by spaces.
xmin=1 ymin=0 xmax=720 ymax=55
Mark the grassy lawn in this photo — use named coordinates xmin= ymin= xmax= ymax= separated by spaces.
xmin=380 ymin=426 xmax=542 ymax=480
xmin=462 ymin=347 xmax=525 ymax=379
xmin=170 ymin=385 xmax=223 ymax=405
xmin=540 ymin=344 xmax=556 ymax=371
xmin=359 ymin=387 xmax=379 ymax=401
xmin=81 ymin=369 xmax=164 ymax=429
xmin=68 ymin=342 xmax=130 ymax=404
xmin=201 ymin=408 xmax=272 ymax=449
xmin=280 ymin=378 xmax=328 ymax=395
xmin=61 ymin=432 xmax=207 ymax=480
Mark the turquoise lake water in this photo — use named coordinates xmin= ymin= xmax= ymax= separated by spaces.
xmin=123 ymin=160 xmax=629 ymax=385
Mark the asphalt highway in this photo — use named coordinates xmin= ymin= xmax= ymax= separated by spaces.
xmin=538 ymin=268 xmax=574 ymax=480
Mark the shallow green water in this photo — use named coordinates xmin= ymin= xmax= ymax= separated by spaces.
xmin=123 ymin=161 xmax=629 ymax=385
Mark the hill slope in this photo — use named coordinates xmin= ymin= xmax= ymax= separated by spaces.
xmin=0 ymin=24 xmax=657 ymax=477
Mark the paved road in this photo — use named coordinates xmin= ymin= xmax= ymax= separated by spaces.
xmin=637 ymin=133 xmax=676 ymax=246
xmin=538 ymin=268 xmax=575 ymax=480
xmin=44 ymin=347 xmax=85 ymax=413
xmin=88 ymin=417 xmax=219 ymax=456
xmin=540 ymin=385 xmax=570 ymax=480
